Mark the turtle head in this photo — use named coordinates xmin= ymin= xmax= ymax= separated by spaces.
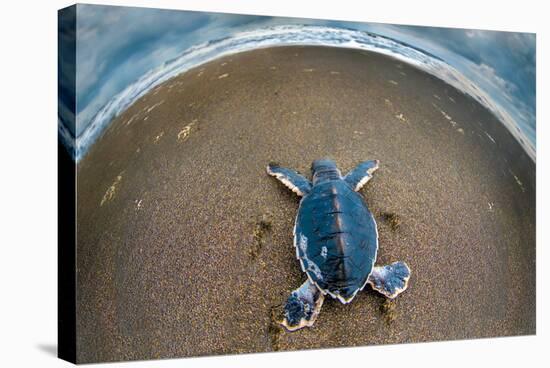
xmin=311 ymin=159 xmax=341 ymax=184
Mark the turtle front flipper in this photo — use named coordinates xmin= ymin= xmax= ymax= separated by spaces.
xmin=281 ymin=279 xmax=324 ymax=331
xmin=344 ymin=159 xmax=379 ymax=191
xmin=367 ymin=261 xmax=411 ymax=299
xmin=267 ymin=163 xmax=312 ymax=196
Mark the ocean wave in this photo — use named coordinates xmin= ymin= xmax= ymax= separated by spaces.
xmin=65 ymin=24 xmax=535 ymax=162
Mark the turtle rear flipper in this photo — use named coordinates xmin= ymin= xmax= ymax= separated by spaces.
xmin=281 ymin=279 xmax=324 ymax=331
xmin=367 ymin=261 xmax=411 ymax=299
xmin=267 ymin=163 xmax=312 ymax=196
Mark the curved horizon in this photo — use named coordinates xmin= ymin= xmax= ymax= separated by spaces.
xmin=59 ymin=11 xmax=535 ymax=162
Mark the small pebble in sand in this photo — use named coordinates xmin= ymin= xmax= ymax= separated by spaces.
xmin=484 ymin=132 xmax=496 ymax=144
xmin=218 ymin=73 xmax=229 ymax=79
xmin=395 ymin=113 xmax=407 ymax=122
xmin=125 ymin=115 xmax=137 ymax=126
xmin=154 ymin=131 xmax=164 ymax=143
xmin=510 ymin=171 xmax=525 ymax=192
xmin=145 ymin=100 xmax=164 ymax=114
xmin=100 ymin=174 xmax=123 ymax=207
xmin=177 ymin=121 xmax=197 ymax=142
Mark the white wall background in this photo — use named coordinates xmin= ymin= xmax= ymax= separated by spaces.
xmin=0 ymin=0 xmax=547 ymax=366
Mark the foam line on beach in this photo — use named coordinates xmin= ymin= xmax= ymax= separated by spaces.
xmin=63 ymin=25 xmax=535 ymax=162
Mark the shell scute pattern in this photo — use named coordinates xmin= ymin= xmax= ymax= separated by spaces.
xmin=296 ymin=180 xmax=378 ymax=300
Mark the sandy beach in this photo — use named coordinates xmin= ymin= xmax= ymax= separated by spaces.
xmin=75 ymin=46 xmax=535 ymax=363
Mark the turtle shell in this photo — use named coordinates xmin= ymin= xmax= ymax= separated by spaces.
xmin=294 ymin=179 xmax=378 ymax=303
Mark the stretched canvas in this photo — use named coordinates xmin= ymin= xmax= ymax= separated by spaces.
xmin=58 ymin=4 xmax=536 ymax=364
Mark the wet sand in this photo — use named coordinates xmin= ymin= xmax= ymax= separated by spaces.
xmin=75 ymin=46 xmax=535 ymax=363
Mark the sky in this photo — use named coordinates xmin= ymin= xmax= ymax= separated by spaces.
xmin=58 ymin=4 xmax=536 ymax=161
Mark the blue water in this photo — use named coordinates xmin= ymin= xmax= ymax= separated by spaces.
xmin=61 ymin=25 xmax=535 ymax=162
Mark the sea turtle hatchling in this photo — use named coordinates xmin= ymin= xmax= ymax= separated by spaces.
xmin=267 ymin=159 xmax=411 ymax=331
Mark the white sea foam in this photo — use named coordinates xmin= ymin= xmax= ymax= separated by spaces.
xmin=65 ymin=25 xmax=535 ymax=162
